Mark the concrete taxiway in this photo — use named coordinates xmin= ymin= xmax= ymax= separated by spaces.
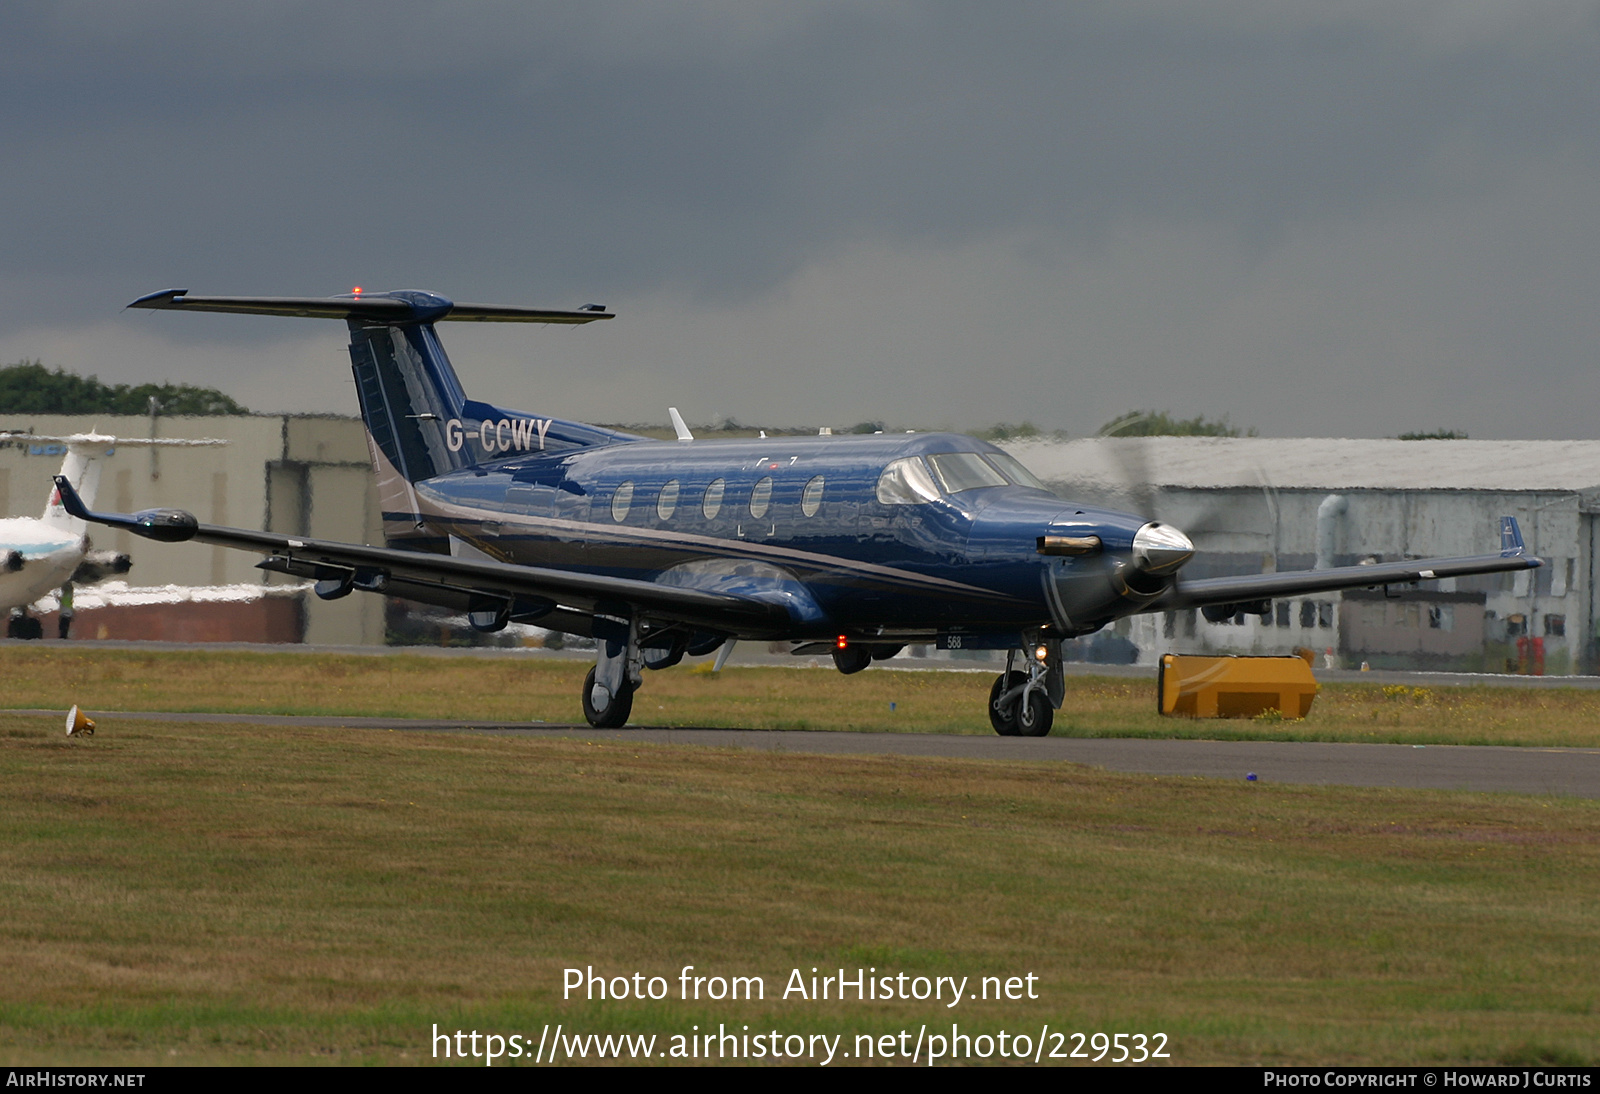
xmin=19 ymin=708 xmax=1600 ymax=800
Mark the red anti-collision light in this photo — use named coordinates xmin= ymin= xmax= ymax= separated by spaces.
xmin=836 ymin=635 xmax=849 ymax=649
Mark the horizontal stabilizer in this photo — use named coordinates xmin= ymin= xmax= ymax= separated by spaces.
xmin=128 ymin=289 xmax=613 ymax=325
xmin=0 ymin=431 xmax=226 ymax=451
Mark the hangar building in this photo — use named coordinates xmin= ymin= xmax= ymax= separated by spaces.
xmin=1004 ymin=437 xmax=1600 ymax=675
xmin=0 ymin=414 xmax=383 ymax=645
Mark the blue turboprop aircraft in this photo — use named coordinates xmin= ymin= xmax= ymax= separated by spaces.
xmin=56 ymin=288 xmax=1543 ymax=733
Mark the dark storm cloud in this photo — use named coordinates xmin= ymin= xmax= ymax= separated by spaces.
xmin=5 ymin=2 xmax=1597 ymax=317
xmin=4 ymin=2 xmax=1600 ymax=438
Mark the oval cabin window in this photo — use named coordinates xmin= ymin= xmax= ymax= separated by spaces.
xmin=801 ymin=475 xmax=825 ymax=517
xmin=703 ymin=479 xmax=725 ymax=519
xmin=657 ymin=480 xmax=680 ymax=520
xmin=749 ymin=476 xmax=774 ymax=519
xmin=611 ymin=481 xmax=634 ymax=522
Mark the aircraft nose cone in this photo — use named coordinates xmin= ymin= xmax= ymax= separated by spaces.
xmin=1132 ymin=521 xmax=1194 ymax=575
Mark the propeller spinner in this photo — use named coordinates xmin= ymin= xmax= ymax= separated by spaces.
xmin=1132 ymin=521 xmax=1194 ymax=575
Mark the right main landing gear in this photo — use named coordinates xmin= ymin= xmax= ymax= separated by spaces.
xmin=584 ymin=613 xmax=643 ymax=729
xmin=582 ymin=665 xmax=635 ymax=728
xmin=579 ymin=617 xmax=733 ymax=728
xmin=988 ymin=643 xmax=1061 ymax=737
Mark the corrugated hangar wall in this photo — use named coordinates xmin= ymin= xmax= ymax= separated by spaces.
xmin=0 ymin=414 xmax=384 ymax=646
xmin=1003 ymin=438 xmax=1600 ymax=675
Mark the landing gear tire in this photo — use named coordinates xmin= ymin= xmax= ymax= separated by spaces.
xmin=582 ymin=666 xmax=635 ymax=729
xmin=989 ymin=671 xmax=1026 ymax=736
xmin=1016 ymin=690 xmax=1054 ymax=737
xmin=6 ymin=614 xmax=42 ymax=640
xmin=833 ymin=645 xmax=873 ymax=675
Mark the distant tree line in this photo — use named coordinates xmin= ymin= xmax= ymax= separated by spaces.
xmin=0 ymin=360 xmax=247 ymax=415
xmin=1097 ymin=410 xmax=1253 ymax=437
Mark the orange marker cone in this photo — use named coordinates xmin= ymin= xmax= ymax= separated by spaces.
xmin=66 ymin=705 xmax=95 ymax=737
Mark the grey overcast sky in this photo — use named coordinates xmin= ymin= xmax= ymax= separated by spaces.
xmin=3 ymin=1 xmax=1599 ymax=437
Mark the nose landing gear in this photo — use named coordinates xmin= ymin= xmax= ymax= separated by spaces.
xmin=988 ymin=642 xmax=1062 ymax=737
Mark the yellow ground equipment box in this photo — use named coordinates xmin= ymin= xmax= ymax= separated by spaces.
xmin=1158 ymin=653 xmax=1319 ymax=718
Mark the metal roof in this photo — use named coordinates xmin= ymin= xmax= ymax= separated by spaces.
xmin=1001 ymin=437 xmax=1600 ymax=493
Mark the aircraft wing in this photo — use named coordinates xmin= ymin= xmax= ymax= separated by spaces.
xmin=51 ymin=476 xmax=790 ymax=637
xmin=1152 ymin=519 xmax=1540 ymax=613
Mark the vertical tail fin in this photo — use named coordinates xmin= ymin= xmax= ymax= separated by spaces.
xmin=1500 ymin=516 xmax=1526 ymax=556
xmin=348 ymin=320 xmax=473 ymax=486
xmin=346 ymin=314 xmax=639 ymax=492
xmin=43 ymin=442 xmax=107 ymax=534
xmin=124 ymin=287 xmax=627 ymax=539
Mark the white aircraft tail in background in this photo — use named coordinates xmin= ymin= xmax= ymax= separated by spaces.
xmin=0 ymin=432 xmax=226 ymax=638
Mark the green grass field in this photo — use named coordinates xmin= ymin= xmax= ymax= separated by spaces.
xmin=4 ymin=645 xmax=1600 ymax=747
xmin=0 ymin=647 xmax=1596 ymax=1066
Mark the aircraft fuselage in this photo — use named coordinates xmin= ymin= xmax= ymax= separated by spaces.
xmin=408 ymin=431 xmax=1154 ymax=643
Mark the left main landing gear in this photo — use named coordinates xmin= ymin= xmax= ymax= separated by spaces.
xmin=988 ymin=641 xmax=1063 ymax=737
xmin=6 ymin=611 xmax=43 ymax=641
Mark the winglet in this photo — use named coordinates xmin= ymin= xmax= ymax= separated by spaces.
xmin=51 ymin=475 xmax=91 ymax=521
xmin=1500 ymin=516 xmax=1526 ymax=557
xmin=668 ymin=407 xmax=694 ymax=443
xmin=52 ymin=475 xmax=200 ymax=543
xmin=127 ymin=288 xmax=189 ymax=310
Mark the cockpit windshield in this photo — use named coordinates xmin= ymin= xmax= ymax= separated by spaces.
xmin=876 ymin=449 xmax=1049 ymax=504
xmin=984 ymin=450 xmax=1049 ymax=491
xmin=875 ymin=456 xmax=941 ymax=505
xmin=927 ymin=452 xmax=1008 ymax=494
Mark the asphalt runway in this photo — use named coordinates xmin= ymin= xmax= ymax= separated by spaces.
xmin=19 ymin=708 xmax=1600 ymax=800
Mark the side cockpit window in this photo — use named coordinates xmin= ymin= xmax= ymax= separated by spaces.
xmin=875 ymin=456 xmax=941 ymax=505
xmin=926 ymin=452 xmax=1008 ymax=494
xmin=984 ymin=451 xmax=1049 ymax=491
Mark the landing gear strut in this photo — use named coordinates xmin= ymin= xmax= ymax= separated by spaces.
xmin=988 ymin=641 xmax=1063 ymax=737
xmin=584 ymin=613 xmax=643 ymax=728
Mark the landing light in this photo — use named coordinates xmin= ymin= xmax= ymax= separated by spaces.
xmin=1034 ymin=645 xmax=1048 ymax=662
